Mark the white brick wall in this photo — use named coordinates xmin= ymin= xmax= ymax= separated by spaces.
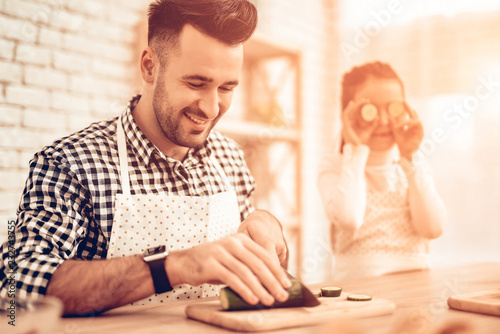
xmin=16 ymin=43 xmax=51 ymax=65
xmin=0 ymin=105 xmax=22 ymax=126
xmin=0 ymin=60 xmax=22 ymax=83
xmin=0 ymin=0 xmax=142 ymax=226
xmin=25 ymin=66 xmax=68 ymax=89
xmin=0 ymin=39 xmax=14 ymax=59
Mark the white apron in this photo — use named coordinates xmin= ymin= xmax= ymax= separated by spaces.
xmin=334 ymin=187 xmax=429 ymax=280
xmin=107 ymin=116 xmax=241 ymax=304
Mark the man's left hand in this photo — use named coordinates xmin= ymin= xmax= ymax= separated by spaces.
xmin=238 ymin=210 xmax=288 ymax=268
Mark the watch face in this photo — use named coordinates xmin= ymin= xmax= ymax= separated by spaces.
xmin=144 ymin=245 xmax=166 ymax=256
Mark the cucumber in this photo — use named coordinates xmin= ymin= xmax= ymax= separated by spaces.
xmin=361 ymin=103 xmax=378 ymax=122
xmin=320 ymin=286 xmax=342 ymax=297
xmin=347 ymin=294 xmax=372 ymax=301
xmin=388 ymin=101 xmax=405 ymax=118
xmin=220 ymin=276 xmax=304 ymax=311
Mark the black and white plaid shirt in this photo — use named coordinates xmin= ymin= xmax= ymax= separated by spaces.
xmin=0 ymin=95 xmax=255 ymax=304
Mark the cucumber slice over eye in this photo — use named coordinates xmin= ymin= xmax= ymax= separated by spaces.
xmin=347 ymin=294 xmax=372 ymax=301
xmin=388 ymin=101 xmax=405 ymax=118
xmin=320 ymin=286 xmax=342 ymax=297
xmin=360 ymin=104 xmax=378 ymax=122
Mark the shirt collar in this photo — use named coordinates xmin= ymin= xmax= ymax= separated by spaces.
xmin=120 ymin=95 xmax=213 ymax=167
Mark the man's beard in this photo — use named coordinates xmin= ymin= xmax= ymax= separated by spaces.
xmin=153 ymin=91 xmax=212 ymax=150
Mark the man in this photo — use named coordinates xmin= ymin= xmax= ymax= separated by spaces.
xmin=0 ymin=0 xmax=291 ymax=315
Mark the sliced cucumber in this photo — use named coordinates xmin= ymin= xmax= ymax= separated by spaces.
xmin=388 ymin=101 xmax=405 ymax=118
xmin=220 ymin=276 xmax=304 ymax=311
xmin=361 ymin=103 xmax=378 ymax=122
xmin=347 ymin=294 xmax=372 ymax=301
xmin=320 ymin=286 xmax=342 ymax=297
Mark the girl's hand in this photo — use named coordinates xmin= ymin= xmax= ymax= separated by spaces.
xmin=390 ymin=104 xmax=424 ymax=161
xmin=342 ymin=99 xmax=379 ymax=147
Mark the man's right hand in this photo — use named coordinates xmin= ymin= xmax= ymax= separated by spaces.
xmin=165 ymin=233 xmax=292 ymax=306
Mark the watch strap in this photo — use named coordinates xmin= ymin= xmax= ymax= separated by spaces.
xmin=146 ymin=255 xmax=173 ymax=294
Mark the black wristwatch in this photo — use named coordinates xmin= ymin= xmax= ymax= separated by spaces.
xmin=143 ymin=245 xmax=173 ymax=294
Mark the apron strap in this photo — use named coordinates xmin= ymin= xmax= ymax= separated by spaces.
xmin=116 ymin=115 xmax=131 ymax=195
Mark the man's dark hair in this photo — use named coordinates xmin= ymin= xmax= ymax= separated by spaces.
xmin=341 ymin=61 xmax=404 ymax=110
xmin=148 ymin=0 xmax=258 ymax=59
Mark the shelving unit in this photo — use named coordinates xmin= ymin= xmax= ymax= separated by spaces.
xmin=216 ymin=34 xmax=303 ymax=275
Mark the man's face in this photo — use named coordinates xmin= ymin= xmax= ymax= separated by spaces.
xmin=152 ymin=24 xmax=243 ymax=151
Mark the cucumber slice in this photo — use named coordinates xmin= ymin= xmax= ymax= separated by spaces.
xmin=388 ymin=101 xmax=405 ymax=118
xmin=347 ymin=294 xmax=372 ymax=301
xmin=312 ymin=290 xmax=322 ymax=298
xmin=361 ymin=104 xmax=378 ymax=122
xmin=220 ymin=276 xmax=304 ymax=311
xmin=320 ymin=287 xmax=342 ymax=297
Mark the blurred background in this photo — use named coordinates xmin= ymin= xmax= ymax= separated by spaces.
xmin=0 ymin=0 xmax=499 ymax=284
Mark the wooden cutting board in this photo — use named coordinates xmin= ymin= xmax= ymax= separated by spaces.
xmin=448 ymin=289 xmax=500 ymax=317
xmin=185 ymin=292 xmax=396 ymax=332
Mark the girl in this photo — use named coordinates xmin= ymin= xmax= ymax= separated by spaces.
xmin=318 ymin=61 xmax=447 ymax=280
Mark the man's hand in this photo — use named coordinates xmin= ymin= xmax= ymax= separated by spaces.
xmin=237 ymin=210 xmax=288 ymax=268
xmin=166 ymin=233 xmax=292 ymax=307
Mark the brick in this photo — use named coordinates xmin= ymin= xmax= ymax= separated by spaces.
xmin=16 ymin=43 xmax=51 ymax=65
xmin=23 ymin=109 xmax=66 ymax=130
xmin=50 ymin=10 xmax=84 ymax=32
xmin=52 ymin=91 xmax=91 ymax=114
xmin=0 ymin=190 xmax=21 ymax=212
xmin=106 ymin=80 xmax=132 ymax=99
xmin=69 ymin=75 xmax=130 ymax=98
xmin=65 ymin=0 xmax=106 ymax=18
xmin=99 ymin=42 xmax=134 ymax=62
xmin=0 ymin=14 xmax=37 ymax=43
xmin=85 ymin=19 xmax=135 ymax=43
xmin=62 ymin=33 xmax=101 ymax=56
xmin=68 ymin=74 xmax=105 ymax=95
xmin=91 ymin=58 xmax=129 ymax=79
xmin=0 ymin=128 xmax=46 ymax=149
xmin=108 ymin=6 xmax=141 ymax=27
xmin=39 ymin=27 xmax=63 ymax=47
xmin=53 ymin=50 xmax=88 ymax=72
xmin=25 ymin=66 xmax=68 ymax=90
xmin=41 ymin=130 xmax=68 ymax=147
xmin=0 ymin=148 xmax=18 ymax=168
xmin=68 ymin=114 xmax=97 ymax=132
xmin=91 ymin=96 xmax=124 ymax=117
xmin=4 ymin=0 xmax=51 ymax=23
xmin=0 ymin=61 xmax=22 ymax=83
xmin=6 ymin=85 xmax=50 ymax=108
xmin=20 ymin=149 xmax=38 ymax=167
xmin=0 ymin=171 xmax=27 ymax=190
xmin=0 ymin=39 xmax=15 ymax=60
xmin=116 ymin=0 xmax=148 ymax=12
xmin=0 ymin=104 xmax=23 ymax=126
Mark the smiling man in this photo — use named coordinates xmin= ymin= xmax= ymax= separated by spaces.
xmin=0 ymin=0 xmax=291 ymax=316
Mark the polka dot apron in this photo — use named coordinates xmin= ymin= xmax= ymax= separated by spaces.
xmin=107 ymin=116 xmax=241 ymax=304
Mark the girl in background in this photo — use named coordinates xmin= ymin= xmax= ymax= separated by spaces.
xmin=318 ymin=61 xmax=447 ymax=280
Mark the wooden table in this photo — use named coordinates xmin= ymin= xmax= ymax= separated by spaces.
xmin=55 ymin=262 xmax=500 ymax=334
